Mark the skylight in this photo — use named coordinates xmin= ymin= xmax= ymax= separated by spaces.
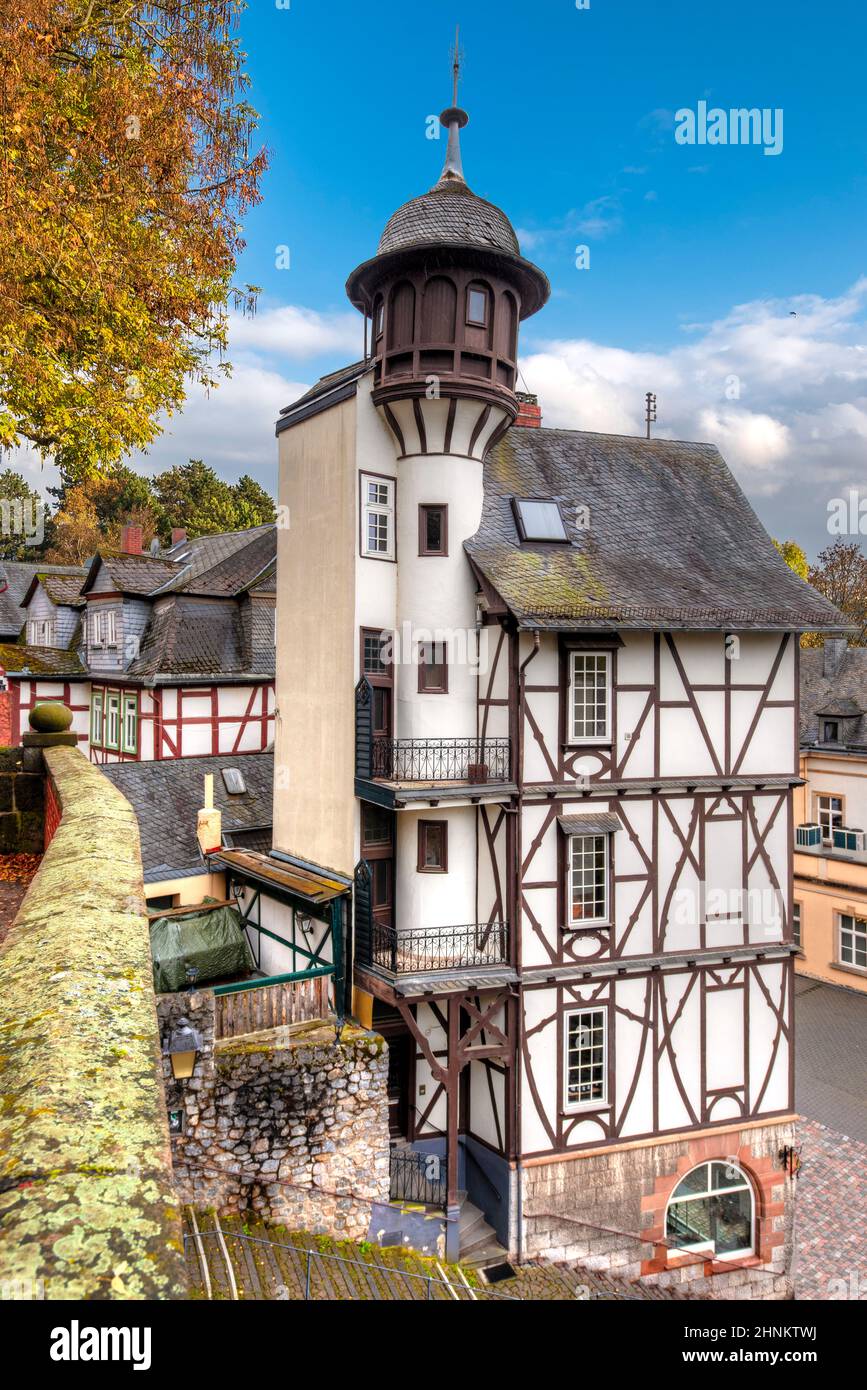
xmin=512 ymin=498 xmax=569 ymax=543
xmin=221 ymin=767 xmax=247 ymax=795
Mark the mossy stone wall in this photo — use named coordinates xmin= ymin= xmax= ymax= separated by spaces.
xmin=0 ymin=746 xmax=45 ymax=854
xmin=0 ymin=746 xmax=186 ymax=1300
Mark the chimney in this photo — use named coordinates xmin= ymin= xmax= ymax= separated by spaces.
xmin=515 ymin=391 xmax=542 ymax=428
xmin=824 ymin=637 xmax=847 ymax=678
xmin=171 ymin=527 xmax=187 ymax=546
xmin=120 ymin=522 xmax=143 ymax=555
xmin=196 ymin=773 xmax=222 ymax=856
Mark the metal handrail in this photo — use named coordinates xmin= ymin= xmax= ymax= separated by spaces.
xmin=362 ymin=920 xmax=510 ymax=974
xmin=184 ymin=1228 xmax=518 ymax=1301
xmin=371 ymin=736 xmax=510 ymax=782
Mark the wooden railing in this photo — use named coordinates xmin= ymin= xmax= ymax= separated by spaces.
xmin=214 ymin=974 xmax=332 ymax=1040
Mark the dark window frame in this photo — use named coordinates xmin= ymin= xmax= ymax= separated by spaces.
xmin=417 ymin=819 xmax=448 ymax=873
xmin=511 ymin=496 xmax=570 ymax=544
xmin=418 ymin=504 xmax=449 ymax=556
xmin=418 ymin=639 xmax=448 ymax=694
xmin=466 ymin=284 xmax=489 ymax=328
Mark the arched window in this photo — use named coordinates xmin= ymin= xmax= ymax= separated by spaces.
xmin=665 ymin=1161 xmax=754 ymax=1259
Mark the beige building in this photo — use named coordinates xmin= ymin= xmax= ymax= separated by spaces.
xmin=794 ymin=639 xmax=867 ymax=993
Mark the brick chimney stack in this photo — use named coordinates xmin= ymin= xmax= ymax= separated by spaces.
xmin=120 ymin=522 xmax=143 ymax=555
xmin=171 ymin=527 xmax=187 ymax=546
xmin=515 ymin=391 xmax=542 ymax=428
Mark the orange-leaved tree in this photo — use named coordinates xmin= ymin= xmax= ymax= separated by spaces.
xmin=0 ymin=1 xmax=267 ymax=480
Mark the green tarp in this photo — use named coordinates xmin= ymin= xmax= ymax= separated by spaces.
xmin=150 ymin=905 xmax=255 ymax=994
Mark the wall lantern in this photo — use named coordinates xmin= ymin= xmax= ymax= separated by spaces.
xmin=166 ymin=1017 xmax=203 ymax=1080
xmin=779 ymin=1144 xmax=803 ymax=1178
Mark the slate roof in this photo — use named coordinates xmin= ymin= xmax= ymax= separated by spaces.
xmin=125 ymin=595 xmax=259 ymax=682
xmin=177 ymin=526 xmax=276 ymax=597
xmin=378 ymin=181 xmax=521 ymax=257
xmin=277 ymin=361 xmax=369 ymax=430
xmin=466 ymin=427 xmax=850 ymax=632
xmin=800 ymin=645 xmax=867 ymax=751
xmin=0 ymin=561 xmax=87 ymax=637
xmin=20 ymin=571 xmax=87 ymax=609
xmin=81 ymin=553 xmax=181 ymax=596
xmin=0 ymin=642 xmax=86 ymax=676
xmin=100 ymin=752 xmax=273 ymax=883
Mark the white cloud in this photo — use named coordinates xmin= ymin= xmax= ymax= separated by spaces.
xmin=227 ymin=304 xmax=361 ymax=360
xmin=521 ymin=279 xmax=867 ymax=551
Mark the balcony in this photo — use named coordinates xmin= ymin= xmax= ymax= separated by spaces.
xmin=357 ymin=919 xmax=510 ymax=977
xmin=371 ymin=736 xmax=511 ymax=784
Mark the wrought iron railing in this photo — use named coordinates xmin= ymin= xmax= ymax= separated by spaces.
xmin=370 ymin=737 xmax=511 ymax=782
xmin=389 ymin=1147 xmax=448 ymax=1208
xmin=361 ymin=920 xmax=510 ymax=975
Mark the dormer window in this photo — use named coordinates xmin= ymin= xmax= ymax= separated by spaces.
xmin=512 ymin=497 xmax=569 ymax=544
xmin=822 ymin=720 xmax=840 ymax=744
xmin=467 ymin=285 xmax=489 ymax=327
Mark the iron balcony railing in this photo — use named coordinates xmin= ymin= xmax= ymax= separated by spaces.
xmin=370 ymin=737 xmax=511 ymax=783
xmin=389 ymin=1148 xmax=448 ymax=1208
xmin=362 ymin=920 xmax=510 ymax=975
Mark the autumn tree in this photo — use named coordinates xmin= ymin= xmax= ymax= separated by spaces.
xmin=0 ymin=1 xmax=266 ymax=481
xmin=772 ymin=538 xmax=809 ymax=581
xmin=806 ymin=539 xmax=867 ymax=646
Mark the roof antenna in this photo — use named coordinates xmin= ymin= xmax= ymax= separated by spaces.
xmin=434 ymin=26 xmax=469 ymax=188
xmin=645 ymin=391 xmax=657 ymax=440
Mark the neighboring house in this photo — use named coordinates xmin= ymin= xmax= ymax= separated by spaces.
xmin=0 ymin=523 xmax=277 ymax=761
xmin=100 ymin=751 xmax=273 ymax=910
xmin=271 ymin=94 xmax=847 ymax=1290
xmin=794 ymin=638 xmax=867 ymax=993
xmin=0 ymin=561 xmax=88 ymax=744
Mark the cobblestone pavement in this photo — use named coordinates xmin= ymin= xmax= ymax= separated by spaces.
xmin=795 ymin=976 xmax=867 ymax=1143
xmin=795 ymin=979 xmax=867 ymax=1299
xmin=794 ymin=1119 xmax=867 ymax=1300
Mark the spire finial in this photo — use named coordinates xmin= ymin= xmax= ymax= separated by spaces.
xmin=435 ymin=26 xmax=469 ymax=189
xmin=451 ymin=24 xmax=463 ymax=107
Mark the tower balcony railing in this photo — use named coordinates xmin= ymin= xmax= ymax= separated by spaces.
xmin=359 ymin=920 xmax=510 ymax=976
xmin=370 ymin=736 xmax=511 ymax=783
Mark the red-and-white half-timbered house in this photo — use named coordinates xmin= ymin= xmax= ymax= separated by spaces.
xmin=271 ymin=95 xmax=848 ymax=1294
xmin=0 ymin=523 xmax=276 ymax=763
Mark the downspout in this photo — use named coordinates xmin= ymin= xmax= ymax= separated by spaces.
xmin=515 ymin=628 xmax=540 ymax=1263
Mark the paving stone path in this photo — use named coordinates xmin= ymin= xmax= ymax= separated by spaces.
xmin=793 ymin=1118 xmax=867 ymax=1300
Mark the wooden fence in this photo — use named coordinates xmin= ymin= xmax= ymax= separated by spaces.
xmin=214 ymin=974 xmax=332 ymax=1040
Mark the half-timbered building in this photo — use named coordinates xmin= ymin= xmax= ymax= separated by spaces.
xmin=0 ymin=523 xmax=277 ymax=762
xmin=272 ymin=92 xmax=847 ymax=1294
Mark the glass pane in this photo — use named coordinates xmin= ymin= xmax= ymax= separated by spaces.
xmin=425 ymin=508 xmax=443 ymax=551
xmin=713 ymin=1190 xmax=752 ymax=1255
xmin=711 ymin=1162 xmax=748 ymax=1191
xmin=516 ymin=499 xmax=568 ymax=542
xmin=468 ymin=288 xmax=487 ymax=324
xmin=671 ymin=1164 xmax=709 ymax=1199
xmin=667 ymin=1196 xmax=712 ymax=1248
xmin=424 ymin=824 xmax=444 ymax=868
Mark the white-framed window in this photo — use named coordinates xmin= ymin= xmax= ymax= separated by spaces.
xmin=41 ymin=619 xmax=54 ymax=645
xmin=792 ymin=900 xmax=802 ymax=949
xmin=564 ymin=1008 xmax=608 ymax=1109
xmin=90 ymin=611 xmax=103 ymax=648
xmin=105 ymin=609 xmax=118 ymax=647
xmin=105 ymin=692 xmax=120 ymax=750
xmin=27 ymin=619 xmax=36 ymax=644
xmin=569 ymin=833 xmax=609 ymax=924
xmin=361 ymin=474 xmax=395 ymax=560
xmin=839 ymin=912 xmax=867 ymax=971
xmin=90 ymin=690 xmax=104 ymax=747
xmin=569 ymin=650 xmax=611 ymax=743
xmin=665 ymin=1161 xmax=754 ymax=1260
xmin=816 ymin=794 xmax=843 ymax=844
xmin=121 ymin=692 xmax=138 ymax=755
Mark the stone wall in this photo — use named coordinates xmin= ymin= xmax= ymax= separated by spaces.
xmin=521 ymin=1118 xmax=795 ymax=1300
xmin=0 ymin=745 xmax=44 ymax=853
xmin=0 ymin=744 xmax=186 ymax=1300
xmin=158 ymin=989 xmax=390 ymax=1241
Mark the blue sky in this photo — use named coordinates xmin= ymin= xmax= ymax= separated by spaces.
xmin=26 ymin=0 xmax=867 ymax=559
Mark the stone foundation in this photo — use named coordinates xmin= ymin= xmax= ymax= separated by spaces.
xmin=0 ymin=745 xmax=44 ymax=853
xmin=520 ymin=1119 xmax=796 ymax=1300
xmin=158 ymin=991 xmax=390 ymax=1240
